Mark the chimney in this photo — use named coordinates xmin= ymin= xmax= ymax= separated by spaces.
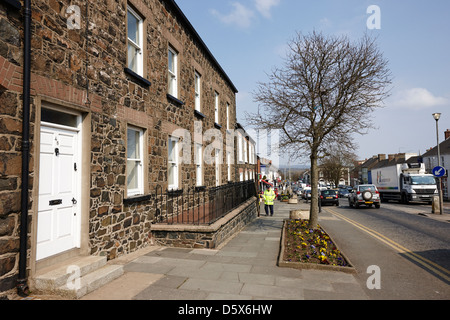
xmin=445 ymin=129 xmax=450 ymax=140
xmin=388 ymin=154 xmax=395 ymax=161
xmin=378 ymin=154 xmax=386 ymax=161
xmin=394 ymin=153 xmax=406 ymax=161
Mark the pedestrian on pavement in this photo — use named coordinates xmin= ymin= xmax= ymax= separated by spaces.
xmin=263 ymin=185 xmax=276 ymax=216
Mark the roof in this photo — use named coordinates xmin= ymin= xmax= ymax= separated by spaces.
xmin=360 ymin=156 xmax=380 ymax=169
xmin=164 ymin=0 xmax=238 ymax=93
xmin=422 ymin=137 xmax=450 ymax=157
xmin=236 ymin=122 xmax=256 ymax=144
xmin=371 ymin=154 xmax=425 ymax=170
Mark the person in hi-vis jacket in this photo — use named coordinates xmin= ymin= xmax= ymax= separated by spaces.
xmin=263 ymin=185 xmax=276 ymax=216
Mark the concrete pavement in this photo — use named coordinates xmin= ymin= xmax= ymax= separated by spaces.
xmin=81 ymin=200 xmax=369 ymax=300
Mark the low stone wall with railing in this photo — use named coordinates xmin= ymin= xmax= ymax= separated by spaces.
xmin=150 ymin=197 xmax=258 ymax=249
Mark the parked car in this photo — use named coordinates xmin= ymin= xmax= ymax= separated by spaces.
xmin=338 ymin=188 xmax=350 ymax=198
xmin=304 ymin=190 xmax=311 ymax=202
xmin=302 ymin=187 xmax=311 ymax=200
xmin=320 ymin=189 xmax=339 ymax=206
xmin=348 ymin=184 xmax=381 ymax=209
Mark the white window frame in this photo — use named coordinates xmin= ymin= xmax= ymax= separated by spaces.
xmin=195 ymin=71 xmax=201 ymax=112
xmin=168 ymin=136 xmax=179 ymax=190
xmin=215 ymin=148 xmax=221 ymax=187
xmin=227 ymin=151 xmax=232 ymax=182
xmin=238 ymin=133 xmax=243 ymax=163
xmin=127 ymin=125 xmax=144 ymax=197
xmin=226 ymin=103 xmax=230 ymax=130
xmin=244 ymin=138 xmax=248 ymax=163
xmin=127 ymin=6 xmax=143 ymax=76
xmin=168 ymin=46 xmax=178 ymax=98
xmin=214 ymin=91 xmax=219 ymax=124
xmin=195 ymin=143 xmax=203 ymax=187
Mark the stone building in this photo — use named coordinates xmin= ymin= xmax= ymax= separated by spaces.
xmin=0 ymin=0 xmax=257 ymax=296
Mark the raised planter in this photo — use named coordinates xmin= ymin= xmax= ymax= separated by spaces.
xmin=278 ymin=219 xmax=356 ymax=274
xmin=289 ymin=210 xmax=309 ymax=220
xmin=151 ymin=197 xmax=257 ymax=249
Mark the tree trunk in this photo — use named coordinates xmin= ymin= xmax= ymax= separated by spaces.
xmin=309 ymin=152 xmax=319 ymax=229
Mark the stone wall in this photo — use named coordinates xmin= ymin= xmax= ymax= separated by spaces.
xmin=151 ymin=197 xmax=258 ymax=249
xmin=0 ymin=1 xmax=26 ymax=294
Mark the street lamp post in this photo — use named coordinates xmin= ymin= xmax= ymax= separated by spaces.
xmin=432 ymin=113 xmax=443 ymax=215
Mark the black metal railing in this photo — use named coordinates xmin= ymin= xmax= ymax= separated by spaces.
xmin=154 ymin=181 xmax=256 ymax=226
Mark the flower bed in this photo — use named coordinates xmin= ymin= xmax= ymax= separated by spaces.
xmin=278 ymin=219 xmax=356 ymax=273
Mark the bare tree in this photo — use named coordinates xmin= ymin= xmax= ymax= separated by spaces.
xmin=320 ymin=145 xmax=358 ymax=187
xmin=246 ymin=31 xmax=392 ymax=229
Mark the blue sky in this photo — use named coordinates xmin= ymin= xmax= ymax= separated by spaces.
xmin=176 ymin=0 xmax=450 ymax=165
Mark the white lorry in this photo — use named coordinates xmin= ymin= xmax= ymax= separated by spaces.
xmin=370 ymin=162 xmax=438 ymax=204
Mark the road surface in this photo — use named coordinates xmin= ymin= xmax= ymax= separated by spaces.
xmin=318 ymin=201 xmax=450 ymax=300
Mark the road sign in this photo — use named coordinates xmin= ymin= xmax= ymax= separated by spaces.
xmin=432 ymin=166 xmax=446 ymax=178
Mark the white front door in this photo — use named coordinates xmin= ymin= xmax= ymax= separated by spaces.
xmin=37 ymin=125 xmax=80 ymax=260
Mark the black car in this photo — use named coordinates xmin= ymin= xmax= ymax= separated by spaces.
xmin=320 ymin=190 xmax=339 ymax=206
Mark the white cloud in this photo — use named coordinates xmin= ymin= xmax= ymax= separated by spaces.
xmin=211 ymin=2 xmax=255 ymax=29
xmin=254 ymin=0 xmax=281 ymax=18
xmin=389 ymin=88 xmax=449 ymax=110
xmin=319 ymin=17 xmax=332 ymax=29
xmin=211 ymin=1 xmax=281 ymax=29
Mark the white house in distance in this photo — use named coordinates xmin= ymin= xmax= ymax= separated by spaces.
xmin=259 ymin=157 xmax=280 ymax=185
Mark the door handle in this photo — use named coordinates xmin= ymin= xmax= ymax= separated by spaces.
xmin=55 ymin=148 xmax=60 ymax=156
xmin=72 ymin=198 xmax=77 ymax=205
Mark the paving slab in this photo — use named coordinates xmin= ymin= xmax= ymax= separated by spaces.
xmin=124 ymin=261 xmax=175 ymax=274
xmin=134 ymin=285 xmax=208 ymax=300
xmin=200 ymin=261 xmax=253 ymax=273
xmin=238 ymin=273 xmax=276 ymax=286
xmin=240 ymin=283 xmax=304 ymax=300
xmin=180 ymin=278 xmax=244 ymax=295
xmin=206 ymin=292 xmax=253 ymax=300
xmin=167 ymin=265 xmax=223 ymax=280
xmin=151 ymin=275 xmax=188 ymax=289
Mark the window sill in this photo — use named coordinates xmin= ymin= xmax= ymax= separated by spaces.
xmin=124 ymin=194 xmax=151 ymax=205
xmin=194 ymin=110 xmax=206 ymax=119
xmin=168 ymin=188 xmax=183 ymax=196
xmin=214 ymin=123 xmax=222 ymax=130
xmin=167 ymin=94 xmax=185 ymax=107
xmin=124 ymin=68 xmax=152 ymax=87
xmin=4 ymin=0 xmax=21 ymax=9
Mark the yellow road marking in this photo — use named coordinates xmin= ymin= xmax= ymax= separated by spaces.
xmin=325 ymin=208 xmax=450 ymax=282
